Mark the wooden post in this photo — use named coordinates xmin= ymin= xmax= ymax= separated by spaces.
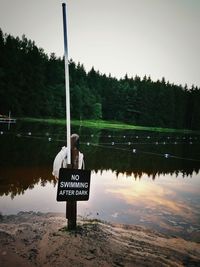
xmin=66 ymin=201 xmax=77 ymax=230
xmin=66 ymin=134 xmax=80 ymax=230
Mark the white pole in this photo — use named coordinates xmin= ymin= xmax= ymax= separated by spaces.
xmin=62 ymin=2 xmax=71 ymax=165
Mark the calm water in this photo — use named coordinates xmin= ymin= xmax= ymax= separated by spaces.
xmin=0 ymin=121 xmax=200 ymax=241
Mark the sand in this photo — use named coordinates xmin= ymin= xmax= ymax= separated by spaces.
xmin=0 ymin=211 xmax=200 ymax=267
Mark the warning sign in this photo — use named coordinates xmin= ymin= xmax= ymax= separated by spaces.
xmin=57 ymin=168 xmax=91 ymax=201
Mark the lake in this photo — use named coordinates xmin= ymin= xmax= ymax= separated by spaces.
xmin=0 ymin=120 xmax=200 ymax=241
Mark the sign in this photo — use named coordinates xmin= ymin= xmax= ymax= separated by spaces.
xmin=57 ymin=168 xmax=91 ymax=201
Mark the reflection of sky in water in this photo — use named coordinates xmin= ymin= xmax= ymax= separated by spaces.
xmin=1 ymin=170 xmax=199 ymax=240
xmin=1 ymin=122 xmax=200 ymax=242
xmin=89 ymin=171 xmax=199 ymax=223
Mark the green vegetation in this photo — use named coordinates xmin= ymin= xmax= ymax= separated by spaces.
xmin=20 ymin=117 xmax=198 ymax=134
xmin=1 ymin=29 xmax=200 ymax=130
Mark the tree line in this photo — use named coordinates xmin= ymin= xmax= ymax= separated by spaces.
xmin=0 ymin=29 xmax=200 ymax=130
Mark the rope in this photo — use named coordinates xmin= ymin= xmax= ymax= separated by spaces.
xmin=85 ymin=142 xmax=200 ymax=163
xmin=1 ymin=131 xmax=200 ymax=162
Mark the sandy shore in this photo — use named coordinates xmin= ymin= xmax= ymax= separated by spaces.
xmin=0 ymin=212 xmax=199 ymax=267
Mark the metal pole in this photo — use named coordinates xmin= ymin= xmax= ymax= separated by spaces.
xmin=62 ymin=2 xmax=71 ymax=165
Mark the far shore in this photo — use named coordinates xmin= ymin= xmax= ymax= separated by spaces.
xmin=19 ymin=117 xmax=200 ymax=134
xmin=0 ymin=212 xmax=200 ymax=267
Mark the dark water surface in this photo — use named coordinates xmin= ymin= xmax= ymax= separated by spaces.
xmin=0 ymin=121 xmax=200 ymax=241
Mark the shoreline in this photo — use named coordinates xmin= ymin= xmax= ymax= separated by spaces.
xmin=19 ymin=117 xmax=200 ymax=134
xmin=0 ymin=212 xmax=200 ymax=267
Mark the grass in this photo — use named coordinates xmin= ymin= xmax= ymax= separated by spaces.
xmin=19 ymin=117 xmax=199 ymax=134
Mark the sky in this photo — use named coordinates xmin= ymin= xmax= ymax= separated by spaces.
xmin=0 ymin=0 xmax=200 ymax=88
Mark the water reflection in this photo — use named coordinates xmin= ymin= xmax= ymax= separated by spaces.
xmin=0 ymin=166 xmax=56 ymax=199
xmin=0 ymin=135 xmax=199 ymax=199
xmin=87 ymin=170 xmax=200 ymax=241
xmin=0 ymin=121 xmax=200 ymax=196
xmin=85 ymin=143 xmax=200 ymax=178
xmin=0 ymin=121 xmax=200 ymax=240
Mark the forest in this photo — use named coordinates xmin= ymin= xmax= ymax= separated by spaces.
xmin=0 ymin=29 xmax=200 ymax=130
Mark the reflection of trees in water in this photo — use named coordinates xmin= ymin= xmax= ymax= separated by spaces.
xmin=0 ymin=130 xmax=59 ymax=198
xmin=83 ymin=128 xmax=200 ymax=179
xmin=0 ymin=125 xmax=199 ymax=197
xmin=84 ymin=143 xmax=200 ymax=179
xmin=0 ymin=166 xmax=57 ymax=199
xmin=0 ymin=126 xmax=101 ymax=198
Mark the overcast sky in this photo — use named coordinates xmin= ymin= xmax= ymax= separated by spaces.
xmin=0 ymin=0 xmax=199 ymax=87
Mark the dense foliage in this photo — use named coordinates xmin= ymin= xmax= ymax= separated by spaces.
xmin=0 ymin=29 xmax=200 ymax=130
